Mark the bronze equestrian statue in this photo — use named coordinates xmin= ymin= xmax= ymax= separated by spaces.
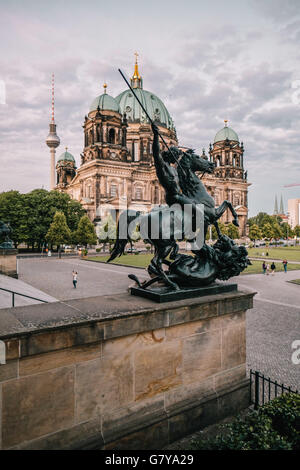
xmin=107 ymin=125 xmax=250 ymax=290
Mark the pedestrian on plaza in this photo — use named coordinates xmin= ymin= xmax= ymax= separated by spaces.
xmin=72 ymin=270 xmax=78 ymax=288
xmin=271 ymin=262 xmax=276 ymax=275
xmin=282 ymin=259 xmax=288 ymax=273
xmin=266 ymin=263 xmax=270 ymax=275
xmin=262 ymin=261 xmax=267 ymax=274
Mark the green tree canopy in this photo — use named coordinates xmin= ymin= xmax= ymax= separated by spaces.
xmin=227 ymin=223 xmax=240 ymax=239
xmin=249 ymin=224 xmax=262 ymax=241
xmin=46 ymin=211 xmax=71 ymax=246
xmin=262 ymin=223 xmax=274 ymax=240
xmin=74 ymin=215 xmax=97 ymax=247
xmin=293 ymin=225 xmax=300 ymax=237
xmin=281 ymin=222 xmax=294 ymax=238
xmin=96 ymin=215 xmax=117 ymax=244
xmin=272 ymin=223 xmax=283 ymax=240
xmin=0 ymin=191 xmax=28 ymax=247
xmin=0 ymin=189 xmax=86 ymax=250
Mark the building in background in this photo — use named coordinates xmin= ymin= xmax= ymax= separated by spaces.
xmin=273 ymin=194 xmax=288 ymax=222
xmin=53 ymin=57 xmax=250 ymax=236
xmin=288 ymin=199 xmax=300 ymax=228
xmin=204 ymin=120 xmax=249 ymax=236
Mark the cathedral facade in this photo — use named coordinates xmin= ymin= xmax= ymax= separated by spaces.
xmin=55 ymin=58 xmax=250 ymax=236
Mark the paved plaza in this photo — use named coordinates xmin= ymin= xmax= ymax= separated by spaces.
xmin=7 ymin=257 xmax=300 ymax=389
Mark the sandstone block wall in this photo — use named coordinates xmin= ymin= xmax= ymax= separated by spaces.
xmin=0 ymin=249 xmax=17 ymax=278
xmin=0 ymin=290 xmax=254 ymax=449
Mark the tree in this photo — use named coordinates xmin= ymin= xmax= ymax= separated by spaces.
xmin=0 ymin=191 xmax=28 ymax=247
xmin=293 ymin=225 xmax=300 ymax=237
xmin=205 ymin=223 xmax=228 ymax=241
xmin=96 ymin=215 xmax=117 ymax=250
xmin=272 ymin=223 xmax=283 ymax=242
xmin=262 ymin=223 xmax=274 ymax=240
xmin=227 ymin=223 xmax=240 ymax=239
xmin=0 ymin=189 xmax=87 ymax=251
xmin=281 ymin=222 xmax=294 ymax=239
xmin=249 ymin=224 xmax=262 ymax=243
xmin=74 ymin=215 xmax=97 ymax=247
xmin=46 ymin=211 xmax=71 ymax=257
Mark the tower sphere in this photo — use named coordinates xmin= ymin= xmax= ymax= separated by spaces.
xmin=46 ymin=128 xmax=60 ymax=148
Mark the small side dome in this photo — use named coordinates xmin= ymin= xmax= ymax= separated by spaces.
xmin=214 ymin=121 xmax=239 ymax=143
xmin=57 ymin=148 xmax=75 ymax=163
xmin=90 ymin=84 xmax=120 ymax=113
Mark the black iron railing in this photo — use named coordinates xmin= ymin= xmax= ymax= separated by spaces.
xmin=0 ymin=287 xmax=49 ymax=307
xmin=250 ymin=369 xmax=299 ymax=409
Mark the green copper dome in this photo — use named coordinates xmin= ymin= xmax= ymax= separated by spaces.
xmin=214 ymin=125 xmax=239 ymax=143
xmin=115 ymin=88 xmax=175 ymax=130
xmin=57 ymin=150 xmax=75 ymax=163
xmin=90 ymin=92 xmax=120 ymax=113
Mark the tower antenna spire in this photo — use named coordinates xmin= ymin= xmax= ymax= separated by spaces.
xmin=51 ymin=73 xmax=55 ymax=123
xmin=46 ymin=73 xmax=60 ymax=189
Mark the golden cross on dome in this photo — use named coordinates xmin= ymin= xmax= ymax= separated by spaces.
xmin=103 ymin=82 xmax=107 ymax=94
xmin=134 ymin=51 xmax=139 ymax=63
xmin=224 ymin=119 xmax=228 ymax=127
xmin=65 ymin=146 xmax=68 ymax=152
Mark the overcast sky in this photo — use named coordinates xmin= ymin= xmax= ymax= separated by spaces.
xmin=1 ymin=0 xmax=300 ymax=216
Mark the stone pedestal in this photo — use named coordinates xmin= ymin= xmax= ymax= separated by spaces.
xmin=0 ymin=249 xmax=18 ymax=278
xmin=0 ymin=289 xmax=255 ymax=450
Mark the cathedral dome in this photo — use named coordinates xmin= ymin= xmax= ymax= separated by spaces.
xmin=116 ymin=88 xmax=175 ymax=130
xmin=57 ymin=149 xmax=75 ymax=163
xmin=90 ymin=84 xmax=120 ymax=113
xmin=214 ymin=122 xmax=239 ymax=143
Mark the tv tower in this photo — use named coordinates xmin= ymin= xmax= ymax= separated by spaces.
xmin=45 ymin=73 xmax=60 ymax=189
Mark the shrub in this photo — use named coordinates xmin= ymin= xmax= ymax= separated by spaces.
xmin=96 ymin=248 xmax=101 ymax=253
xmin=191 ymin=393 xmax=299 ymax=450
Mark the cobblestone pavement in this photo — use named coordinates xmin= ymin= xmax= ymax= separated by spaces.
xmin=234 ymin=271 xmax=300 ymax=390
xmin=18 ymin=258 xmax=300 ymax=389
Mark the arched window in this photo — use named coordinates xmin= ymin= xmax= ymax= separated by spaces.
xmin=135 ymin=187 xmax=143 ymax=200
xmin=110 ymin=184 xmax=117 ymax=197
xmin=216 ymin=155 xmax=221 ymax=167
xmin=233 ymin=193 xmax=240 ymax=206
xmin=108 ymin=128 xmax=115 ymax=144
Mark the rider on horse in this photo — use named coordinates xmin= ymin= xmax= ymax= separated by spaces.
xmin=152 ymin=123 xmax=204 ymax=237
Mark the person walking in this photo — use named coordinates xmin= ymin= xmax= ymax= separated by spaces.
xmin=262 ymin=261 xmax=267 ymax=274
xmin=271 ymin=262 xmax=276 ymax=276
xmin=266 ymin=263 xmax=270 ymax=275
xmin=72 ymin=270 xmax=78 ymax=288
xmin=282 ymin=259 xmax=288 ymax=273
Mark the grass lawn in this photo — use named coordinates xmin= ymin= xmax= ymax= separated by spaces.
xmin=247 ymin=246 xmax=300 ymax=262
xmin=86 ymin=254 xmax=300 ymax=275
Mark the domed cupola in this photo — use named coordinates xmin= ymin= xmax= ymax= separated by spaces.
xmin=115 ymin=55 xmax=175 ymax=131
xmin=89 ymin=84 xmax=121 ymax=113
xmin=209 ymin=121 xmax=245 ymax=181
xmin=214 ymin=120 xmax=239 ymax=143
xmin=57 ymin=148 xmax=76 ymax=164
xmin=56 ymin=147 xmax=76 ymax=188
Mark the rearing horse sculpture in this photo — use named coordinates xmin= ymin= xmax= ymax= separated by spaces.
xmin=108 ymin=125 xmax=240 ymax=289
